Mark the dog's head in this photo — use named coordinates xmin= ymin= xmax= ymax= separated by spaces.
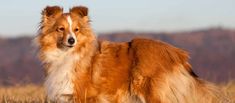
xmin=38 ymin=6 xmax=96 ymax=51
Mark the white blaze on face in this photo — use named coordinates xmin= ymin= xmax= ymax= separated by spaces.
xmin=66 ymin=16 xmax=77 ymax=46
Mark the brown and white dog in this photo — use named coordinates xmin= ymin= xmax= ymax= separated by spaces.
xmin=36 ymin=6 xmax=231 ymax=103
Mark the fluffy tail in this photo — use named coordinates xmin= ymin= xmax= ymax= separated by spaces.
xmin=192 ymin=79 xmax=232 ymax=103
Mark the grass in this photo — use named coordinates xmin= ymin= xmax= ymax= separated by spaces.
xmin=0 ymin=82 xmax=234 ymax=103
xmin=0 ymin=84 xmax=46 ymax=103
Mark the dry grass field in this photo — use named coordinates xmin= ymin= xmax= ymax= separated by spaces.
xmin=0 ymin=84 xmax=46 ymax=103
xmin=0 ymin=82 xmax=234 ymax=103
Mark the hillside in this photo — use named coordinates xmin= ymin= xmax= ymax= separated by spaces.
xmin=0 ymin=28 xmax=234 ymax=85
xmin=0 ymin=37 xmax=42 ymax=85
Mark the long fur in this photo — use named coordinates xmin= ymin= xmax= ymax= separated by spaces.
xmin=37 ymin=6 xmax=232 ymax=103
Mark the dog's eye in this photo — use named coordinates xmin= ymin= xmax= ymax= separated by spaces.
xmin=74 ymin=28 xmax=79 ymax=32
xmin=57 ymin=27 xmax=65 ymax=32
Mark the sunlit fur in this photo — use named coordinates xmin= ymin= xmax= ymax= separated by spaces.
xmin=37 ymin=6 xmax=232 ymax=103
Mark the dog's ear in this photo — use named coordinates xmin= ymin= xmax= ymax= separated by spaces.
xmin=70 ymin=6 xmax=88 ymax=17
xmin=42 ymin=6 xmax=63 ymax=18
xmin=70 ymin=6 xmax=89 ymax=22
xmin=41 ymin=6 xmax=63 ymax=23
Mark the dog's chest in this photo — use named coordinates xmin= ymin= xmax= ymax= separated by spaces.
xmin=44 ymin=51 xmax=79 ymax=102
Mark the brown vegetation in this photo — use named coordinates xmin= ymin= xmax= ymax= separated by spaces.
xmin=0 ymin=84 xmax=45 ymax=103
xmin=0 ymin=82 xmax=234 ymax=103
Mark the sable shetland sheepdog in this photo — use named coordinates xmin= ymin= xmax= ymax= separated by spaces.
xmin=36 ymin=6 xmax=232 ymax=103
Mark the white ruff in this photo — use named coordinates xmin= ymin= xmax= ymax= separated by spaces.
xmin=44 ymin=49 xmax=79 ymax=102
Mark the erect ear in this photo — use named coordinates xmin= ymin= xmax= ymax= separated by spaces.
xmin=41 ymin=6 xmax=63 ymax=23
xmin=70 ymin=6 xmax=89 ymax=22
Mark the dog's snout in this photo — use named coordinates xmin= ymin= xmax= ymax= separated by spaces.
xmin=68 ymin=37 xmax=75 ymax=45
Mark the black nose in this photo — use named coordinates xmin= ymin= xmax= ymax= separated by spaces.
xmin=68 ymin=37 xmax=75 ymax=45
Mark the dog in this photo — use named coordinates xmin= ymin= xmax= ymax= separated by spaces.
xmin=36 ymin=6 xmax=232 ymax=103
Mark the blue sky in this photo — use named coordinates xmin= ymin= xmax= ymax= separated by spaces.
xmin=0 ymin=0 xmax=234 ymax=37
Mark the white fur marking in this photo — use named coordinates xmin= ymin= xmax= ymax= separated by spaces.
xmin=66 ymin=16 xmax=77 ymax=45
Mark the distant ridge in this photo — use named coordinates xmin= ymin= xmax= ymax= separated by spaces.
xmin=0 ymin=28 xmax=234 ymax=85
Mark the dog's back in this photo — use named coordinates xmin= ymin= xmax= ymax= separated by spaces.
xmin=73 ymin=38 xmax=231 ymax=103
